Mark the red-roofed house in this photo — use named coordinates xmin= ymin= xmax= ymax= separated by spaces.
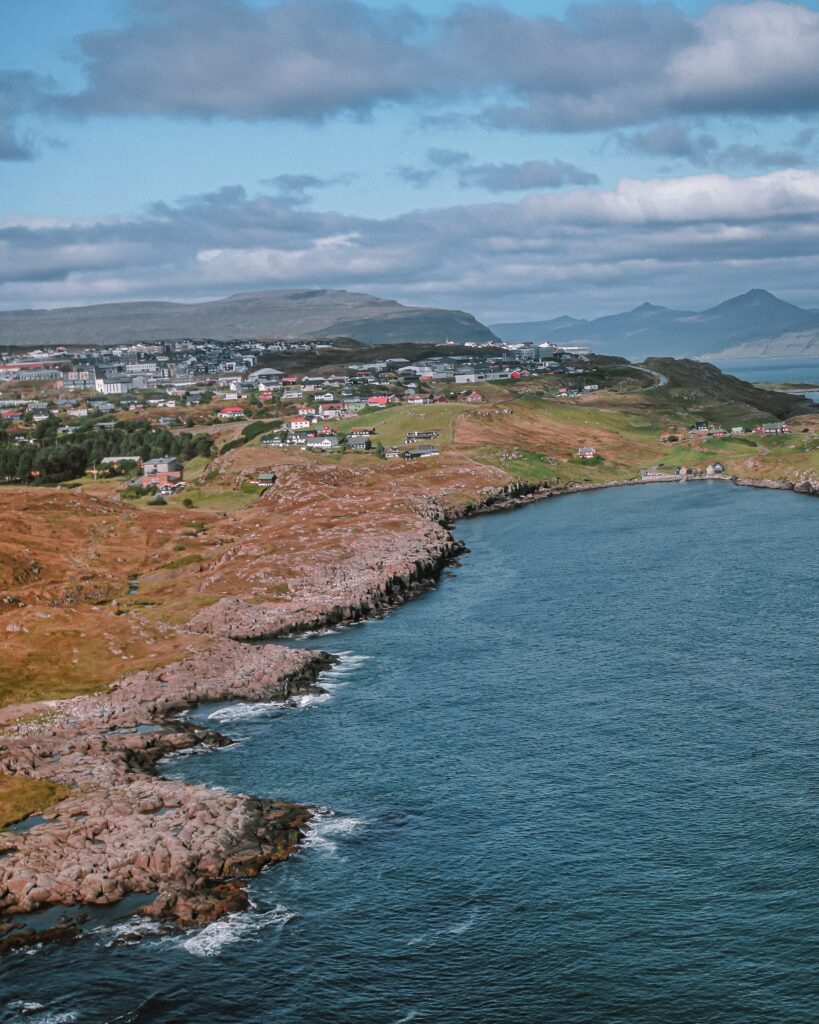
xmin=218 ymin=405 xmax=245 ymax=420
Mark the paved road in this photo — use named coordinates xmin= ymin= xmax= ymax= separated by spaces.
xmin=633 ymin=365 xmax=669 ymax=389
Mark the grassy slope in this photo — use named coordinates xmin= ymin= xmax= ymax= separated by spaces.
xmin=643 ymin=358 xmax=812 ymax=420
xmin=1 ymin=358 xmax=816 ymax=714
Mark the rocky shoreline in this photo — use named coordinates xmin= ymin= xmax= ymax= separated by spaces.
xmin=0 ymin=639 xmax=333 ymax=952
xmin=453 ymin=472 xmax=819 ymax=520
xmin=1 ymin=472 xmax=815 ymax=953
xmin=0 ymin=500 xmax=466 ymax=953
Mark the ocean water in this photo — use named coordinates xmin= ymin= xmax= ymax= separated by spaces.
xmin=2 ymin=483 xmax=818 ymax=1024
xmin=713 ymin=357 xmax=819 ymax=396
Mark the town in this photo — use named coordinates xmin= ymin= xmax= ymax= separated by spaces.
xmin=0 ymin=336 xmax=609 ymax=486
xmin=0 ymin=331 xmax=816 ymax=502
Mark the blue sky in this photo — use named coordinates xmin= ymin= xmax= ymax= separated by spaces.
xmin=2 ymin=0 xmax=819 ymax=320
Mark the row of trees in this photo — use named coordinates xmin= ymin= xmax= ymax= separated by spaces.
xmin=0 ymin=418 xmax=213 ymax=485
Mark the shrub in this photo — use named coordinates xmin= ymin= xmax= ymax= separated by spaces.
xmin=220 ymin=438 xmax=246 ymax=455
xmin=241 ymin=419 xmax=280 ymax=441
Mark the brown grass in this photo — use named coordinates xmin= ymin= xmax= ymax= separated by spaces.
xmin=0 ymin=775 xmax=71 ymax=829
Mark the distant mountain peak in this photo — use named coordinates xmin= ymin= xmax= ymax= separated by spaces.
xmin=490 ymin=287 xmax=819 ymax=360
xmin=631 ymin=302 xmax=668 ymax=313
xmin=704 ymin=288 xmax=804 ymax=315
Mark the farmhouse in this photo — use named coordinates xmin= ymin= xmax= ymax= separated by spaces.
xmin=304 ymin=434 xmax=341 ymax=452
xmin=403 ymin=445 xmax=439 ymax=459
xmin=139 ymin=455 xmax=182 ymax=488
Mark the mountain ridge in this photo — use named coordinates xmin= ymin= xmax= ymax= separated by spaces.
xmin=0 ymin=288 xmax=499 ymax=347
xmin=491 ymin=289 xmax=819 ymax=359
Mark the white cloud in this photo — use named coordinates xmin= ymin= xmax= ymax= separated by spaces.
xmin=4 ymin=169 xmax=819 ymax=317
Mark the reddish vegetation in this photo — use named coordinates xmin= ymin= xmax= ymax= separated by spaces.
xmin=0 ymin=456 xmax=508 ymax=948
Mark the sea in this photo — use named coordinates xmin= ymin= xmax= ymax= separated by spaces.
xmin=2 ymin=483 xmax=818 ymax=1024
xmin=713 ymin=357 xmax=819 ymax=402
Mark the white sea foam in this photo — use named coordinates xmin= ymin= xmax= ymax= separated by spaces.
xmin=20 ymin=1013 xmax=78 ymax=1024
xmin=303 ymin=809 xmax=367 ymax=854
xmin=8 ymin=1003 xmax=44 ymax=1016
xmin=207 ymin=701 xmax=285 ymax=724
xmin=289 ymin=690 xmax=332 ymax=709
xmin=322 ymin=652 xmax=372 ymax=677
xmin=448 ymin=910 xmax=478 ymax=936
xmin=303 ymin=652 xmax=372 ymax=700
xmin=157 ymin=746 xmax=201 ymax=762
xmin=204 ymin=652 xmax=370 ymax=720
xmin=96 ymin=918 xmax=165 ymax=947
xmin=181 ymin=904 xmax=294 ymax=958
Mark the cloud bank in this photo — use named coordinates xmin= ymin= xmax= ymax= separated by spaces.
xmin=4 ymin=169 xmax=819 ymax=316
xmin=40 ymin=0 xmax=819 ymax=132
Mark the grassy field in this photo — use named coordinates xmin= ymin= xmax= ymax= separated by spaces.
xmin=0 ymin=775 xmax=71 ymax=829
xmin=337 ymin=403 xmax=466 ymax=445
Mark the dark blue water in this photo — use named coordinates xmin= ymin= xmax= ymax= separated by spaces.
xmin=3 ymin=483 xmax=819 ymax=1024
xmin=714 ymin=357 xmax=819 ymax=401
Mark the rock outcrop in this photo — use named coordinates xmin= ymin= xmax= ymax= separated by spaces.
xmin=0 ymin=639 xmax=330 ymax=948
xmin=0 ymin=491 xmax=465 ymax=950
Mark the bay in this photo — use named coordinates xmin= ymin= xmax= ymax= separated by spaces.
xmin=712 ymin=357 xmax=819 ymax=401
xmin=2 ymin=482 xmax=818 ymax=1024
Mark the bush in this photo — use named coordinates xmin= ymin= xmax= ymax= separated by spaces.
xmin=182 ymin=497 xmax=194 ymax=508
xmin=220 ymin=438 xmax=246 ymax=455
xmin=147 ymin=495 xmax=167 ymax=506
xmin=241 ymin=419 xmax=280 ymax=441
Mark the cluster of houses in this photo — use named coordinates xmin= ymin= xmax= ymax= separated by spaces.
xmin=261 ymin=423 xmax=377 ymax=453
xmin=1 ymin=333 xmax=597 ymax=413
xmin=641 ymin=463 xmax=725 ymax=481
xmin=0 ymin=339 xmax=338 ymax=392
xmin=558 ymin=384 xmax=598 ymax=399
xmin=686 ymin=420 xmax=791 ymax=439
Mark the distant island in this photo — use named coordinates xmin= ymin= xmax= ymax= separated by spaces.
xmin=492 ymin=289 xmax=819 ymax=360
xmin=0 ymin=288 xmax=499 ymax=348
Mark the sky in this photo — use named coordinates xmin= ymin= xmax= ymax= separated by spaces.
xmin=2 ymin=0 xmax=819 ymax=322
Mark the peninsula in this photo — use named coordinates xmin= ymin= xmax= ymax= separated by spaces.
xmin=1 ymin=340 xmax=817 ymax=951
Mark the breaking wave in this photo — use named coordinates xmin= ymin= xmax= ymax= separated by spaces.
xmin=303 ymin=808 xmax=368 ymax=855
xmin=7 ymin=1009 xmax=78 ymax=1024
xmin=288 ymin=690 xmax=332 ymax=709
xmin=96 ymin=918 xmax=166 ymax=948
xmin=321 ymin=652 xmax=372 ymax=679
xmin=181 ymin=904 xmax=295 ymax=958
xmin=207 ymin=701 xmax=285 ymax=724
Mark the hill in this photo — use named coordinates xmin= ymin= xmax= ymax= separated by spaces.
xmin=0 ymin=289 xmax=499 ymax=348
xmin=641 ymin=358 xmax=810 ymax=420
xmin=489 ymin=315 xmax=584 ymax=343
xmin=491 ymin=289 xmax=819 ymax=359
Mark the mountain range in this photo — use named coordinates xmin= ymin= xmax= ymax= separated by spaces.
xmin=4 ymin=286 xmax=819 ymax=359
xmin=491 ymin=290 xmax=819 ymax=360
xmin=0 ymin=289 xmax=499 ymax=348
